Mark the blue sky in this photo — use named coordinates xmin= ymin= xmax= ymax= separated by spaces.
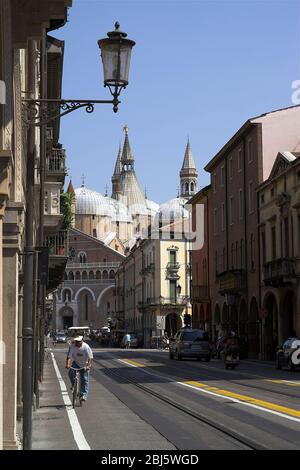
xmin=55 ymin=0 xmax=300 ymax=203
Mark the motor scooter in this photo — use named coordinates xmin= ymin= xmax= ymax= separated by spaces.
xmin=224 ymin=351 xmax=239 ymax=369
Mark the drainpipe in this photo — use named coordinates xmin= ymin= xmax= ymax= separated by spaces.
xmin=22 ymin=39 xmax=36 ymax=450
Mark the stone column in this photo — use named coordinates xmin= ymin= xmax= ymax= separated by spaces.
xmin=3 ymin=201 xmax=23 ymax=449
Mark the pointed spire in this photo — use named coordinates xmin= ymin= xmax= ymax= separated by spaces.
xmin=113 ymin=144 xmax=122 ymax=177
xmin=121 ymin=124 xmax=134 ymax=164
xmin=81 ymin=173 xmax=85 ymax=187
xmin=181 ymin=138 xmax=196 ymax=170
xmin=67 ymin=179 xmax=75 ymax=194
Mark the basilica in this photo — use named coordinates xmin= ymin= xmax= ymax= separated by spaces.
xmin=54 ymin=127 xmax=198 ymax=331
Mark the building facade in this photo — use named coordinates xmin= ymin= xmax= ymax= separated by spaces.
xmin=55 ymin=227 xmax=124 ymax=330
xmin=193 ymin=105 xmax=300 ymax=358
xmin=0 ymin=0 xmax=72 ymax=449
xmin=258 ymin=151 xmax=300 ymax=358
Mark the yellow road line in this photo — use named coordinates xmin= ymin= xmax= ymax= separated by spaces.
xmin=265 ymin=379 xmax=300 ymax=387
xmin=185 ymin=381 xmax=300 ymax=418
xmin=120 ymin=358 xmax=146 ymax=368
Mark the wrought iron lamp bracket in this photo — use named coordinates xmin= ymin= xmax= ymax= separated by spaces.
xmin=22 ymin=95 xmax=121 ymax=127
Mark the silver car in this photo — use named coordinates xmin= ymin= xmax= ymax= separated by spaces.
xmin=169 ymin=328 xmax=211 ymax=361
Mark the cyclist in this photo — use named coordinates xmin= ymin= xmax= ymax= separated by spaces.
xmin=66 ymin=335 xmax=93 ymax=402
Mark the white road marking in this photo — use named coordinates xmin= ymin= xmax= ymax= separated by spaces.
xmin=51 ymin=353 xmax=91 ymax=450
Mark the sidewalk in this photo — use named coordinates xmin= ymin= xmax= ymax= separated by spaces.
xmin=32 ymin=353 xmax=77 ymax=450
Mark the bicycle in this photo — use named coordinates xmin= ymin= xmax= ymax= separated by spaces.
xmin=69 ymin=366 xmax=86 ymax=408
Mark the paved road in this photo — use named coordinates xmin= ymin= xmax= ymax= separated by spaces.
xmin=50 ymin=345 xmax=300 ymax=450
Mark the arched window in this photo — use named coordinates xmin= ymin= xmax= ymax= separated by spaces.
xmin=68 ymin=271 xmax=74 ymax=281
xmin=89 ymin=271 xmax=94 ymax=280
xmin=191 ymin=182 xmax=194 ymax=192
xmin=103 ymin=270 xmax=108 ymax=280
xmin=185 ymin=182 xmax=189 ymax=193
xmin=96 ymin=270 xmax=101 ymax=279
xmin=79 ymin=252 xmax=87 ymax=264
xmin=63 ymin=289 xmax=72 ymax=302
xmin=75 ymin=271 xmax=81 ymax=281
xmin=82 ymin=271 xmax=88 ymax=280
xmin=64 ymin=272 xmax=68 ymax=280
xmin=109 ymin=270 xmax=115 ymax=279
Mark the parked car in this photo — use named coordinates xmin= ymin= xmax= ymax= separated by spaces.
xmin=121 ymin=334 xmax=138 ymax=348
xmin=276 ymin=337 xmax=300 ymax=371
xmin=55 ymin=332 xmax=67 ymax=343
xmin=169 ymin=328 xmax=211 ymax=361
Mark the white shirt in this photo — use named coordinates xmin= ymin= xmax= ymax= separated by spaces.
xmin=67 ymin=342 xmax=93 ymax=368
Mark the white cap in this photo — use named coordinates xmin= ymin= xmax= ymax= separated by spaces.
xmin=74 ymin=335 xmax=83 ymax=342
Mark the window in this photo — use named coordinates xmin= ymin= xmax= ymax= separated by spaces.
xmin=213 ymin=208 xmax=217 ymax=235
xmin=213 ymin=173 xmax=217 ymax=193
xmin=250 ymin=233 xmax=254 ymax=270
xmin=261 ymin=231 xmax=266 ymax=264
xmin=191 ymin=182 xmax=194 ymax=192
xmin=169 ymin=250 xmax=177 ymax=265
xmin=271 ymin=226 xmax=276 ymax=260
xmin=284 ymin=217 xmax=290 ymax=257
xmin=93 ymin=229 xmax=97 ymax=238
xmin=248 ymin=139 xmax=253 ymax=163
xmin=221 ymin=202 xmax=225 ymax=231
xmin=170 ymin=280 xmax=176 ymax=302
xmin=185 ymin=182 xmax=189 ymax=193
xmin=221 ymin=166 xmax=225 ymax=186
xmin=249 ymin=181 xmax=254 ymax=213
xmin=79 ymin=252 xmax=87 ymax=264
xmin=238 ymin=149 xmax=242 ymax=172
xmin=229 ymin=196 xmax=234 ymax=225
xmin=239 ymin=189 xmax=243 ymax=220
xmin=229 ymin=157 xmax=233 ymax=179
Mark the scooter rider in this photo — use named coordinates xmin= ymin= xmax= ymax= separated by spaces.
xmin=223 ymin=331 xmax=240 ymax=361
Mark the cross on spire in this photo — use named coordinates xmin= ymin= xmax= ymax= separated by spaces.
xmin=105 ymin=184 xmax=109 ymax=197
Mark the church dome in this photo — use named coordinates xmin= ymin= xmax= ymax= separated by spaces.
xmin=75 ymin=187 xmax=115 ymax=217
xmin=155 ymin=197 xmax=189 ymax=225
xmin=146 ymin=198 xmax=160 ymax=216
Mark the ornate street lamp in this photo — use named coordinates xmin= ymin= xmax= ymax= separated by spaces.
xmin=22 ymin=22 xmax=135 ymax=126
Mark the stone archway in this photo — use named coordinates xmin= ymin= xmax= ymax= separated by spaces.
xmin=280 ymin=291 xmax=295 ymax=341
xmin=59 ymin=306 xmax=74 ymax=330
xmin=165 ymin=313 xmax=182 ymax=337
xmin=221 ymin=303 xmax=229 ymax=331
xmin=77 ymin=289 xmax=94 ymax=326
xmin=248 ymin=297 xmax=259 ymax=358
xmin=213 ymin=304 xmax=221 ymax=340
xmin=239 ymin=299 xmax=248 ymax=358
xmin=263 ymin=292 xmax=278 ymax=360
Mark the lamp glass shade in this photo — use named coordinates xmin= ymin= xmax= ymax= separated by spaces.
xmin=99 ymin=38 xmax=135 ymax=86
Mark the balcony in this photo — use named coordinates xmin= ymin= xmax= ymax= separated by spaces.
xmin=46 ymin=148 xmax=67 ymax=183
xmin=137 ymin=296 xmax=186 ymax=312
xmin=217 ymin=269 xmax=246 ymax=295
xmin=263 ymin=258 xmax=296 ymax=287
xmin=45 ymin=230 xmax=68 ymax=292
xmin=166 ymin=262 xmax=180 ymax=280
xmin=140 ymin=263 xmax=155 ymax=275
xmin=68 ymin=262 xmax=120 ymax=269
xmin=192 ymin=285 xmax=210 ymax=303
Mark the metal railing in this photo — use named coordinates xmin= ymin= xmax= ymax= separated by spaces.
xmin=263 ymin=258 xmax=296 ymax=281
xmin=67 ymin=262 xmax=120 ymax=269
xmin=46 ymin=148 xmax=66 ymax=173
xmin=63 ymin=279 xmax=114 ymax=285
xmin=45 ymin=231 xmax=68 ymax=256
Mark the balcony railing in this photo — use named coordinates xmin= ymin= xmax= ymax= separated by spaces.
xmin=137 ymin=296 xmax=187 ymax=310
xmin=63 ymin=279 xmax=114 ymax=285
xmin=140 ymin=263 xmax=155 ymax=275
xmin=46 ymin=148 xmax=66 ymax=180
xmin=192 ymin=285 xmax=210 ymax=303
xmin=68 ymin=262 xmax=120 ymax=269
xmin=45 ymin=231 xmax=68 ymax=257
xmin=263 ymin=258 xmax=296 ymax=286
xmin=217 ymin=269 xmax=246 ymax=295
